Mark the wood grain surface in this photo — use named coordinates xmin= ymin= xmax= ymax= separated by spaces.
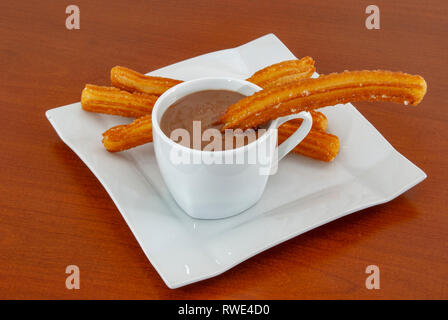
xmin=0 ymin=0 xmax=447 ymax=299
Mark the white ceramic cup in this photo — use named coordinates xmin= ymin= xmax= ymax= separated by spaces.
xmin=152 ymin=77 xmax=312 ymax=219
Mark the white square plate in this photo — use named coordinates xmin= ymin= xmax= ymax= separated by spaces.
xmin=46 ymin=34 xmax=426 ymax=288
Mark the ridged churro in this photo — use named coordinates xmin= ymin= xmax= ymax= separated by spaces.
xmin=81 ymin=84 xmax=157 ymax=118
xmin=247 ymin=57 xmax=315 ymax=89
xmin=282 ymin=110 xmax=327 ymax=132
xmin=111 ymin=66 xmax=182 ymax=95
xmin=102 ymin=115 xmax=153 ymax=152
xmin=220 ymin=70 xmax=427 ymax=130
xmin=278 ymin=129 xmax=339 ymax=162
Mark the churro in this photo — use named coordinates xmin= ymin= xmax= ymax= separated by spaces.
xmin=111 ymin=66 xmax=182 ymax=95
xmin=220 ymin=70 xmax=427 ymax=130
xmin=102 ymin=115 xmax=153 ymax=152
xmin=81 ymin=84 xmax=157 ymax=118
xmin=278 ymin=129 xmax=339 ymax=162
xmin=246 ymin=57 xmax=315 ymax=89
xmin=282 ymin=110 xmax=327 ymax=132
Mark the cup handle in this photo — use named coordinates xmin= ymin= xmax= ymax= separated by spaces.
xmin=272 ymin=111 xmax=313 ymax=161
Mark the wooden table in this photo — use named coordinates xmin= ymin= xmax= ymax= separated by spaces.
xmin=1 ymin=0 xmax=446 ymax=299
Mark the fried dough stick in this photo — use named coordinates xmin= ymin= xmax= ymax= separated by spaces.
xmin=220 ymin=70 xmax=427 ymax=130
xmin=81 ymin=85 xmax=158 ymax=118
xmin=102 ymin=115 xmax=153 ymax=152
xmin=282 ymin=110 xmax=327 ymax=132
xmin=278 ymin=125 xmax=339 ymax=162
xmin=111 ymin=67 xmax=182 ymax=95
xmin=245 ymin=57 xmax=315 ymax=89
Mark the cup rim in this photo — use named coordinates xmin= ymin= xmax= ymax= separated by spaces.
xmin=151 ymin=77 xmax=275 ymax=155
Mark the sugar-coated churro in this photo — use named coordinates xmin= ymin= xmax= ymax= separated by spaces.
xmin=81 ymin=84 xmax=157 ymax=118
xmin=220 ymin=70 xmax=427 ymax=130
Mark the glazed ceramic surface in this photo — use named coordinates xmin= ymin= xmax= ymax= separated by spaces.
xmin=152 ymin=77 xmax=312 ymax=219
